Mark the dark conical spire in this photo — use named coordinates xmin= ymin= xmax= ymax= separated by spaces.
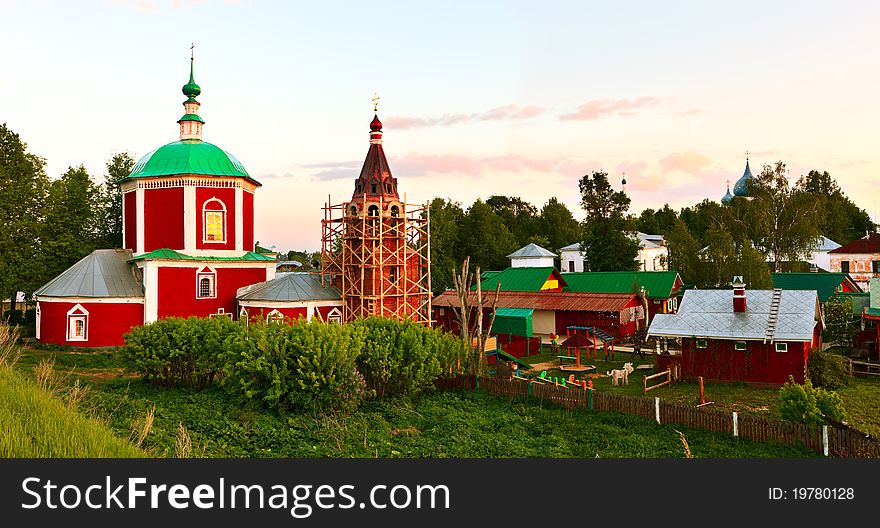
xmin=351 ymin=95 xmax=398 ymax=201
xmin=732 ymin=153 xmax=753 ymax=197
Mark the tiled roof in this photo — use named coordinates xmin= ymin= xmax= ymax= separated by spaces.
xmin=478 ymin=267 xmax=566 ymax=292
xmin=507 ymin=243 xmax=556 ymax=258
xmin=771 ymin=272 xmax=858 ymax=302
xmin=236 ymin=272 xmax=341 ymax=302
xmin=561 ymin=271 xmax=681 ymax=299
xmin=648 ymin=289 xmax=819 ymax=342
xmin=829 ymin=232 xmax=880 ymax=254
xmin=35 ymin=249 xmax=143 ymax=298
xmin=433 ymin=290 xmax=637 ymax=312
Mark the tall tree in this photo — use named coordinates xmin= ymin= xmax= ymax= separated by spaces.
xmin=536 ymin=197 xmax=581 ymax=252
xmin=486 ymin=195 xmax=539 ymax=247
xmin=460 ymin=199 xmax=518 ymax=271
xmin=0 ymin=124 xmax=49 ymax=310
xmin=40 ymin=165 xmax=101 ymax=283
xmin=429 ymin=198 xmax=466 ymax=294
xmin=95 ymin=152 xmax=135 ymax=249
xmin=578 ymin=171 xmax=639 ymax=271
xmin=796 ymin=169 xmax=874 ymax=245
xmin=749 ymin=161 xmax=823 ymax=271
xmin=664 ymin=218 xmax=701 ymax=284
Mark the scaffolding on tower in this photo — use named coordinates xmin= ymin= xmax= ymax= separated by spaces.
xmin=321 ymin=194 xmax=432 ymax=324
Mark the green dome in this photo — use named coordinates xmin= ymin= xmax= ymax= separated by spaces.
xmin=182 ymin=58 xmax=201 ymax=99
xmin=120 ymin=140 xmax=260 ymax=185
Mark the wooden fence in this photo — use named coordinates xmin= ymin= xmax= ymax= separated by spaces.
xmin=436 ymin=375 xmax=880 ymax=458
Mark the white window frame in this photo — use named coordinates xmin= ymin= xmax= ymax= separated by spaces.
xmin=266 ymin=309 xmax=284 ymax=323
xmin=202 ymin=198 xmax=227 ymax=243
xmin=66 ymin=304 xmax=89 ymax=342
xmin=326 ymin=307 xmax=343 ymax=323
xmin=734 ymin=341 xmax=746 ymax=351
xmin=695 ymin=339 xmax=708 ymax=349
xmin=196 ymin=267 xmax=217 ymax=299
xmin=775 ymin=342 xmax=788 ymax=353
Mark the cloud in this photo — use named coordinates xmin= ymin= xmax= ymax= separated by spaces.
xmin=384 ymin=104 xmax=547 ymax=130
xmin=658 ymin=151 xmax=711 ymax=174
xmin=559 ymin=97 xmax=661 ymax=121
xmin=673 ymin=108 xmax=701 ymax=117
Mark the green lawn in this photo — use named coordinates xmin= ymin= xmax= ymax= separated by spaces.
xmin=11 ymin=346 xmax=823 ymax=458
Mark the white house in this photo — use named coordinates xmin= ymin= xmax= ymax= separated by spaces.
xmin=507 ymin=243 xmax=556 ymax=268
xmin=559 ymin=232 xmax=668 ymax=272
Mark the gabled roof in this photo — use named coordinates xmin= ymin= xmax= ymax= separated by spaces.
xmin=561 ymin=271 xmax=682 ymax=299
xmin=128 ymin=248 xmax=275 ymax=262
xmin=35 ymin=249 xmax=143 ymax=298
xmin=478 ymin=267 xmax=566 ymax=292
xmin=648 ymin=289 xmax=819 ymax=342
xmin=507 ymin=243 xmax=556 ymax=259
xmin=829 ymin=232 xmax=880 ymax=254
xmin=237 ymin=272 xmax=341 ymax=302
xmin=771 ymin=272 xmax=861 ymax=302
xmin=433 ymin=290 xmax=638 ymax=312
xmin=559 ymin=242 xmax=582 ymax=252
xmin=815 ymin=236 xmax=841 ymax=252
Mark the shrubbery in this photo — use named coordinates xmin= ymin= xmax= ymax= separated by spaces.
xmin=122 ymin=315 xmax=469 ymax=413
xmin=221 ymin=319 xmax=369 ymax=413
xmin=123 ymin=316 xmax=242 ymax=388
xmin=779 ymin=376 xmax=846 ymax=425
xmin=807 ymin=348 xmax=852 ymax=389
xmin=350 ymin=317 xmax=468 ymax=397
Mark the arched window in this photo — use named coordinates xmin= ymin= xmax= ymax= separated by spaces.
xmin=350 ymin=205 xmax=358 ymax=216
xmin=202 ymin=198 xmax=227 ymax=243
xmin=196 ymin=267 xmax=216 ymax=298
xmin=390 ymin=205 xmax=400 ymax=218
xmin=368 ymin=205 xmax=379 ymax=217
xmin=66 ymin=304 xmax=89 ymax=342
xmin=370 ymin=183 xmax=377 ymax=194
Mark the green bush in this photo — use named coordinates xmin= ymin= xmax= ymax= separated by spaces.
xmin=807 ymin=348 xmax=852 ymax=389
xmin=122 ymin=316 xmax=242 ymax=388
xmin=779 ymin=376 xmax=846 ymax=425
xmin=221 ymin=319 xmax=368 ymax=413
xmin=350 ymin=317 xmax=468 ymax=397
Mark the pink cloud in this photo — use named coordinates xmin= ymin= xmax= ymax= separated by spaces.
xmin=383 ymin=104 xmax=547 ymax=130
xmin=559 ymin=97 xmax=661 ymax=121
xmin=658 ymin=151 xmax=711 ymax=173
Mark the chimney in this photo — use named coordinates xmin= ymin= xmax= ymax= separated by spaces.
xmin=732 ymin=276 xmax=747 ymax=312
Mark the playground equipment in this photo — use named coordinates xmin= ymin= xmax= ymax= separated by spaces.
xmin=561 ymin=325 xmax=617 ymax=365
xmin=557 ymin=332 xmax=597 ymax=372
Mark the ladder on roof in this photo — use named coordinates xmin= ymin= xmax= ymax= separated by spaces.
xmin=764 ymin=288 xmax=783 ymax=343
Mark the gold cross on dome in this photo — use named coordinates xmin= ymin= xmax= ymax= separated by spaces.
xmin=372 ymin=92 xmax=380 ymax=113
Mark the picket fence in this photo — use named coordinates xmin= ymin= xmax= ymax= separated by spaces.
xmin=435 ymin=375 xmax=880 ymax=458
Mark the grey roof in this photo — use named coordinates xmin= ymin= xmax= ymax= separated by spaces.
xmin=815 ymin=236 xmax=841 ymax=252
xmin=237 ymin=272 xmax=341 ymax=302
xmin=636 ymin=232 xmax=664 ymax=249
xmin=559 ymin=242 xmax=583 ymax=252
xmin=648 ymin=289 xmax=819 ymax=342
xmin=35 ymin=249 xmax=144 ymax=298
xmin=507 ymin=243 xmax=556 ymax=259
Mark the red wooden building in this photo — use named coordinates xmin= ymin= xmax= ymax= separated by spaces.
xmin=648 ymin=277 xmax=822 ymax=386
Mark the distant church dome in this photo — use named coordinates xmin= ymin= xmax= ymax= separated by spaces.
xmin=721 ymin=184 xmax=733 ymax=204
xmin=732 ymin=157 xmax=753 ymax=197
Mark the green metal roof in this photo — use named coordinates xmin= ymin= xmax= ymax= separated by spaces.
xmin=477 ymin=267 xmax=564 ymax=292
xmin=771 ymin=272 xmax=852 ymax=303
xmin=128 ymin=248 xmax=275 ymax=262
xmin=121 ymin=139 xmax=259 ymax=185
xmin=493 ymin=307 xmax=533 ymax=337
xmin=183 ymin=57 xmax=201 ymax=99
xmin=561 ymin=271 xmax=681 ymax=299
xmin=177 ymin=113 xmax=205 ymax=123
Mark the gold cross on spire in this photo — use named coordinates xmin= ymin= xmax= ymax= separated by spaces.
xmin=372 ymin=92 xmax=380 ymax=113
xmin=744 ymin=149 xmax=750 ymax=160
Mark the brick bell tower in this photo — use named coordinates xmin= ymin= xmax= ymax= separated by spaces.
xmin=321 ymin=96 xmax=431 ymax=323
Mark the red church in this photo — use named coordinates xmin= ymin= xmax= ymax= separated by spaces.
xmin=34 ymin=58 xmax=431 ymax=346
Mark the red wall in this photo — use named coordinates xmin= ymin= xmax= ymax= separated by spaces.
xmin=123 ymin=191 xmax=137 ymax=251
xmin=157 ymin=266 xmax=267 ymax=318
xmin=241 ymin=306 xmax=307 ymax=322
xmin=315 ymin=305 xmax=343 ymax=321
xmin=676 ymin=337 xmax=810 ymax=385
xmin=243 ymin=191 xmax=254 ymax=251
xmin=38 ymin=301 xmax=143 ymax=347
xmin=144 ymin=187 xmax=184 ymax=252
xmin=196 ymin=187 xmax=236 ymax=251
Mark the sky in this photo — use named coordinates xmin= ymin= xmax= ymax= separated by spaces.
xmin=2 ymin=0 xmax=879 ymax=252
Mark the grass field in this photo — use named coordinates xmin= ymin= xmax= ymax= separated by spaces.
xmin=9 ymin=344 xmax=826 ymax=458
